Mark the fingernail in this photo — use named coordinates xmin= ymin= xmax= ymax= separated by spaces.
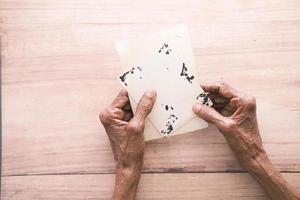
xmin=193 ymin=103 xmax=202 ymax=113
xmin=145 ymin=89 xmax=156 ymax=98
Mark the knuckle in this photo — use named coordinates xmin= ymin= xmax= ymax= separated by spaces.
xmin=99 ymin=110 xmax=108 ymax=124
xmin=127 ymin=122 xmax=144 ymax=134
xmin=248 ymin=95 xmax=257 ymax=108
xmin=99 ymin=108 xmax=114 ymax=125
xmin=242 ymin=94 xmax=257 ymax=110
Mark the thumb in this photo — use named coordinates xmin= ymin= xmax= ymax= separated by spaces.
xmin=131 ymin=89 xmax=156 ymax=125
xmin=193 ymin=103 xmax=225 ymax=128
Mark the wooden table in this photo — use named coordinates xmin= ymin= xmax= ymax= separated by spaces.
xmin=1 ymin=0 xmax=300 ymax=199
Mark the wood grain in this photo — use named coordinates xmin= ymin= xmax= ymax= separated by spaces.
xmin=1 ymin=0 xmax=300 ymax=199
xmin=3 ymin=173 xmax=300 ymax=200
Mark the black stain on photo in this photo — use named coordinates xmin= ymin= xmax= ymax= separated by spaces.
xmin=180 ymin=63 xmax=194 ymax=83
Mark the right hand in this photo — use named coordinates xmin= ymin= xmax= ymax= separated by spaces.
xmin=193 ymin=83 xmax=266 ymax=167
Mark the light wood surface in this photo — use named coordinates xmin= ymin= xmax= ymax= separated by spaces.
xmin=1 ymin=0 xmax=300 ymax=199
xmin=3 ymin=173 xmax=300 ymax=200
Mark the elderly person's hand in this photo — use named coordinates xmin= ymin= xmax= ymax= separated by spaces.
xmin=99 ymin=89 xmax=156 ymax=200
xmin=193 ymin=83 xmax=263 ymax=166
xmin=193 ymin=83 xmax=300 ymax=200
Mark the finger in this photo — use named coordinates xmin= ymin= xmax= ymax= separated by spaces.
xmin=99 ymin=107 xmax=125 ymax=125
xmin=130 ymin=89 xmax=156 ymax=126
xmin=110 ymin=89 xmax=129 ymax=109
xmin=201 ymin=83 xmax=239 ymax=99
xmin=208 ymin=93 xmax=229 ymax=104
xmin=193 ymin=103 xmax=226 ymax=128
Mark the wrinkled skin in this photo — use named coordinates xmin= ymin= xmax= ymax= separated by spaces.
xmin=99 ymin=89 xmax=156 ymax=200
xmin=100 ymin=83 xmax=299 ymax=200
xmin=193 ymin=82 xmax=264 ymax=165
xmin=193 ymin=83 xmax=300 ymax=200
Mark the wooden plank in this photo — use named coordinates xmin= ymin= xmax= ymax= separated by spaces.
xmin=2 ymin=173 xmax=300 ymax=200
xmin=1 ymin=0 xmax=300 ymax=176
xmin=1 ymin=0 xmax=300 ymax=25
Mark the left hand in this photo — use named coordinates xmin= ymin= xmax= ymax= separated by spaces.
xmin=99 ymin=89 xmax=156 ymax=184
